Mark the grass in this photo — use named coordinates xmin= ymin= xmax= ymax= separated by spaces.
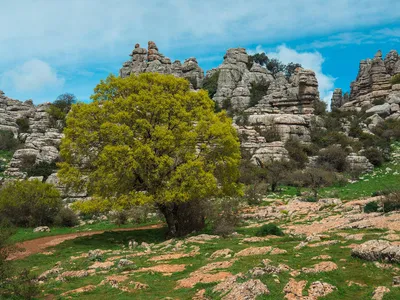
xmin=0 ymin=149 xmax=14 ymax=177
xmin=10 ymin=220 xmax=160 ymax=243
xmin=8 ymin=222 xmax=400 ymax=299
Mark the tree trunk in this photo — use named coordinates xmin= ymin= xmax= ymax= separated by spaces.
xmin=157 ymin=200 xmax=205 ymax=238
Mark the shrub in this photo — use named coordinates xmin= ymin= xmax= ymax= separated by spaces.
xmin=206 ymin=197 xmax=242 ymax=236
xmin=382 ymin=191 xmax=400 ymax=213
xmin=363 ymin=147 xmax=384 ymax=167
xmin=239 ymin=159 xmax=268 ymax=185
xmin=303 ymin=196 xmax=318 ymax=202
xmin=364 ymin=201 xmax=379 ymax=213
xmin=47 ymin=93 xmax=76 ymax=128
xmin=296 ymin=168 xmax=335 ymax=200
xmin=317 ymin=145 xmax=348 ymax=172
xmin=285 ymin=137 xmax=309 ymax=168
xmin=391 ymin=73 xmax=400 ymax=85
xmin=71 ymin=197 xmax=112 ymax=218
xmin=127 ymin=204 xmax=156 ymax=224
xmin=0 ymin=130 xmax=18 ymax=151
xmin=111 ymin=210 xmax=128 ymax=226
xmin=313 ymin=99 xmax=327 ymax=115
xmin=265 ymin=160 xmax=292 ymax=192
xmin=202 ymin=70 xmax=220 ymax=98
xmin=256 ymin=223 xmax=284 ymax=236
xmin=19 ymin=154 xmax=37 ymax=170
xmin=54 ymin=207 xmax=79 ymax=227
xmin=249 ymin=80 xmax=269 ymax=107
xmin=244 ymin=182 xmax=269 ymax=205
xmin=0 ymin=180 xmax=62 ymax=227
xmin=371 ymin=190 xmax=392 ymax=197
xmin=25 ymin=161 xmax=57 ymax=180
xmin=255 ymin=124 xmax=281 ymax=143
xmin=235 ymin=113 xmax=249 ymax=126
xmin=16 ymin=118 xmax=30 ymax=133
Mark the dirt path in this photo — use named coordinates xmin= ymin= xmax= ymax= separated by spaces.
xmin=8 ymin=224 xmax=163 ymax=261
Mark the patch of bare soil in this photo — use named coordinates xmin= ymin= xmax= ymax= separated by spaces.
xmin=8 ymin=224 xmax=163 ymax=260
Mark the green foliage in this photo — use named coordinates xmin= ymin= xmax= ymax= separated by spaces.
xmin=248 ymin=52 xmax=302 ymax=77
xmin=207 ymin=197 xmax=243 ymax=236
xmin=364 ymin=201 xmax=379 ymax=213
xmin=313 ymin=99 xmax=327 ymax=115
xmin=0 ymin=180 xmax=62 ymax=227
xmin=284 ymin=137 xmax=309 ymax=168
xmin=317 ymin=145 xmax=348 ymax=172
xmin=363 ymin=147 xmax=384 ymax=167
xmin=16 ymin=117 xmax=30 ymax=133
xmin=0 ymin=222 xmax=39 ymax=299
xmin=303 ymin=196 xmax=318 ymax=202
xmin=54 ymin=207 xmax=79 ymax=227
xmin=391 ymin=73 xmax=400 ymax=85
xmin=59 ymin=73 xmax=242 ymax=236
xmin=249 ymin=80 xmax=269 ymax=108
xmin=47 ymin=92 xmax=77 ymax=128
xmin=202 ymin=70 xmax=220 ymax=99
xmin=372 ymin=118 xmax=400 ymax=141
xmin=382 ymin=191 xmax=400 ymax=212
xmin=256 ymin=223 xmax=284 ymax=236
xmin=0 ymin=130 xmax=19 ymax=151
xmin=293 ymin=168 xmax=335 ymax=200
xmin=25 ymin=161 xmax=57 ymax=180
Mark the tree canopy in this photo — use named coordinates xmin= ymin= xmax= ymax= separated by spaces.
xmin=58 ymin=73 xmax=242 ymax=236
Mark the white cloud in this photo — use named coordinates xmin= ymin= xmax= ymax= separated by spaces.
xmin=250 ymin=45 xmax=336 ymax=104
xmin=1 ymin=59 xmax=64 ymax=92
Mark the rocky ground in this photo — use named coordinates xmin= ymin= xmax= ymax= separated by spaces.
xmin=11 ymin=196 xmax=400 ymax=299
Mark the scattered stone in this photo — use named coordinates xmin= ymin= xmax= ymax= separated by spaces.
xmin=283 ymin=278 xmax=307 ymax=299
xmin=346 ymin=281 xmax=367 ymax=287
xmin=128 ymin=240 xmax=138 ymax=249
xmin=393 ymin=276 xmax=400 ymax=287
xmin=302 ymin=261 xmax=338 ymax=273
xmin=118 ymin=259 xmax=134 ymax=268
xmin=235 ymin=246 xmax=272 ymax=257
xmin=372 ymin=286 xmax=390 ymax=300
xmin=33 ymin=226 xmax=50 ymax=233
xmin=220 ymin=279 xmax=269 ymax=300
xmin=242 ymin=236 xmax=270 ymax=243
xmin=177 ymin=272 xmax=232 ymax=289
xmin=308 ymin=281 xmax=336 ymax=298
xmin=60 ymin=285 xmax=96 ymax=296
xmin=210 ymin=249 xmax=233 ymax=259
xmin=311 ymin=255 xmax=332 ymax=260
xmin=88 ymin=261 xmax=114 ymax=270
xmin=192 ymin=289 xmax=209 ymax=300
xmin=128 ymin=281 xmax=149 ymax=290
xmin=351 ymin=240 xmax=400 ymax=263
xmin=186 ymin=234 xmax=220 ymax=243
xmin=308 ymin=240 xmax=339 ymax=248
xmin=149 ymin=252 xmax=197 ymax=262
xmin=270 ymin=248 xmax=287 ymax=255
xmin=136 ymin=264 xmax=186 ymax=274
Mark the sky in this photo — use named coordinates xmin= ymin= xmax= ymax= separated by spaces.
xmin=0 ymin=0 xmax=399 ymax=106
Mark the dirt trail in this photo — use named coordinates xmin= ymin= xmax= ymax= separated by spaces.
xmin=8 ymin=224 xmax=163 ymax=261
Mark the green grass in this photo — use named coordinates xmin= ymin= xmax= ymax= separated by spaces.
xmin=10 ymin=220 xmax=160 ymax=243
xmin=0 ymin=149 xmax=14 ymax=177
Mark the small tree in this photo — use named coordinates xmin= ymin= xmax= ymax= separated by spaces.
xmin=264 ymin=160 xmax=292 ymax=192
xmin=285 ymin=62 xmax=302 ymax=78
xmin=47 ymin=93 xmax=77 ymax=128
xmin=301 ymin=168 xmax=335 ymax=200
xmin=59 ymin=73 xmax=242 ymax=237
xmin=317 ymin=145 xmax=348 ymax=172
xmin=202 ymin=70 xmax=220 ymax=99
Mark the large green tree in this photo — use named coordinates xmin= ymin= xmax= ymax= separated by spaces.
xmin=58 ymin=73 xmax=242 ymax=236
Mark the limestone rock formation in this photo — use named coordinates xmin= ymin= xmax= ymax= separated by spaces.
xmin=0 ymin=92 xmax=63 ymax=178
xmin=119 ymin=41 xmax=204 ymax=88
xmin=336 ymin=49 xmax=400 ymax=117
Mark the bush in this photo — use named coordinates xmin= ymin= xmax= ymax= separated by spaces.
xmin=391 ymin=73 xmax=400 ymax=85
xmin=111 ymin=210 xmax=128 ymax=226
xmin=313 ymin=99 xmax=327 ymax=115
xmin=244 ymin=182 xmax=269 ymax=205
xmin=364 ymin=201 xmax=379 ymax=213
xmin=285 ymin=137 xmax=309 ymax=168
xmin=71 ymin=197 xmax=112 ymax=218
xmin=249 ymin=80 xmax=269 ymax=108
xmin=256 ymin=223 xmax=284 ymax=236
xmin=382 ymin=191 xmax=400 ymax=213
xmin=25 ymin=161 xmax=57 ymax=180
xmin=295 ymin=168 xmax=335 ymax=200
xmin=317 ymin=145 xmax=348 ymax=172
xmin=127 ymin=204 xmax=156 ymax=224
xmin=0 ymin=180 xmax=62 ymax=227
xmin=206 ymin=197 xmax=242 ymax=236
xmin=47 ymin=93 xmax=76 ymax=128
xmin=255 ymin=124 xmax=281 ymax=143
xmin=0 ymin=130 xmax=18 ymax=151
xmin=303 ymin=196 xmax=318 ymax=202
xmin=202 ymin=70 xmax=220 ymax=99
xmin=0 ymin=222 xmax=39 ymax=299
xmin=16 ymin=118 xmax=30 ymax=133
xmin=363 ymin=147 xmax=384 ymax=167
xmin=264 ymin=160 xmax=292 ymax=192
xmin=54 ymin=207 xmax=79 ymax=227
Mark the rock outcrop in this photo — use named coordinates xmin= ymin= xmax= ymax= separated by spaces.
xmin=0 ymin=92 xmax=63 ymax=178
xmin=335 ymin=49 xmax=400 ymax=118
xmin=120 ymin=41 xmax=204 ymax=89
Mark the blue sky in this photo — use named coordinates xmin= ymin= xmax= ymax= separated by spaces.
xmin=0 ymin=0 xmax=399 ymax=105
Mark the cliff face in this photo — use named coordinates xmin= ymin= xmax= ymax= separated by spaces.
xmin=333 ymin=50 xmax=400 ymax=119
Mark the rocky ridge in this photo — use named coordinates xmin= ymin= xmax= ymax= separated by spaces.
xmin=332 ymin=50 xmax=400 ymax=119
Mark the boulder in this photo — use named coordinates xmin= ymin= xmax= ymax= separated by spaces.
xmin=33 ymin=226 xmax=50 ymax=233
xmin=351 ymin=240 xmax=400 ymax=263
